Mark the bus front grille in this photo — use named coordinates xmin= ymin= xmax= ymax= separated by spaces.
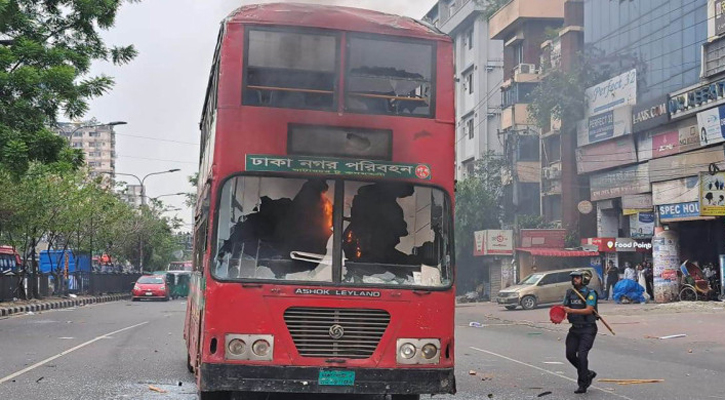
xmin=283 ymin=307 xmax=391 ymax=359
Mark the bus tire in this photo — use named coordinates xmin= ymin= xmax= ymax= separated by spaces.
xmin=390 ymin=395 xmax=420 ymax=400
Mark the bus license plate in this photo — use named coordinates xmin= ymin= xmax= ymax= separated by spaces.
xmin=318 ymin=370 xmax=355 ymax=386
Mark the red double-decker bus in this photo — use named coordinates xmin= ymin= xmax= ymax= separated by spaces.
xmin=185 ymin=4 xmax=455 ymax=399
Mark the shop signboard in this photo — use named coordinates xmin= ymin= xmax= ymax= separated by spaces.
xmin=696 ymin=105 xmax=725 ymax=146
xmin=581 ymin=237 xmax=652 ymax=253
xmin=653 ymin=176 xmax=699 ymax=205
xmin=629 ymin=212 xmax=655 ymax=238
xmin=519 ymin=229 xmax=566 ymax=248
xmin=700 ymin=171 xmax=725 ymax=216
xmin=678 ymin=124 xmax=701 ymax=153
xmin=649 ymin=146 xmax=724 ymax=183
xmin=622 ymin=194 xmax=653 ymax=209
xmin=717 ymin=0 xmax=725 ymax=37
xmin=636 ymin=131 xmax=653 ymax=161
xmin=670 ymin=78 xmax=725 ymax=117
xmin=585 ymin=69 xmax=637 ymax=115
xmin=474 ymin=230 xmax=513 ymax=256
xmin=651 ymin=130 xmax=680 ymax=158
xmin=576 ymin=136 xmax=637 ymax=174
xmin=590 ymin=164 xmax=650 ymax=201
xmin=632 ymin=95 xmax=669 ymax=133
xmin=658 ymin=202 xmax=700 ymax=221
xmin=578 ymin=106 xmax=633 ymax=147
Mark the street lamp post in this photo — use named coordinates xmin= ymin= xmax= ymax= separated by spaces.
xmin=115 ymin=169 xmax=181 ymax=273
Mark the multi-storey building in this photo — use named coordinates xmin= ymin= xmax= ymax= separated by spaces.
xmin=489 ymin=0 xmax=566 ymax=222
xmin=577 ymin=0 xmax=711 ymax=302
xmin=423 ymin=0 xmax=504 ymax=181
xmin=56 ymin=122 xmax=117 ymax=178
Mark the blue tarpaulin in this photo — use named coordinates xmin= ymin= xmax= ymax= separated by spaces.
xmin=612 ymin=279 xmax=646 ymax=304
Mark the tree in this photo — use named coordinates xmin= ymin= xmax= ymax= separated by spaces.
xmin=475 ymin=0 xmax=511 ymax=20
xmin=454 ymin=152 xmax=508 ymax=293
xmin=0 ymin=0 xmax=139 ymax=177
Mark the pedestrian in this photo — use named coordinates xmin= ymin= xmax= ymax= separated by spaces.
xmin=562 ymin=270 xmax=598 ymax=394
xmin=644 ymin=261 xmax=654 ymax=300
xmin=604 ymin=261 xmax=618 ymax=300
xmin=624 ymin=262 xmax=636 ymax=281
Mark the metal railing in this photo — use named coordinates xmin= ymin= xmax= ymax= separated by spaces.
xmin=0 ymin=273 xmax=142 ymax=302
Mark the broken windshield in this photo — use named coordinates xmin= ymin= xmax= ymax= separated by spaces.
xmin=345 ymin=35 xmax=434 ymax=117
xmin=213 ymin=176 xmax=452 ymax=288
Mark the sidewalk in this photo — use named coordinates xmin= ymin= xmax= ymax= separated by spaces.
xmin=458 ymin=300 xmax=725 ymax=348
xmin=0 ymin=293 xmax=130 ymax=317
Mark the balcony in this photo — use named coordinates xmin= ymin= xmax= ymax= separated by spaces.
xmin=489 ymin=0 xmax=566 ymax=40
xmin=501 ymin=104 xmax=531 ymax=130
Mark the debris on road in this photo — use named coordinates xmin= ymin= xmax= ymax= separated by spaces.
xmin=35 ymin=377 xmax=44 ymax=383
xmin=469 ymin=370 xmax=477 ymax=375
xmin=469 ymin=321 xmax=485 ymax=328
xmin=542 ymin=361 xmax=563 ymax=365
xmin=480 ymin=374 xmax=493 ymax=381
xmin=538 ymin=391 xmax=552 ymax=397
xmin=527 ymin=332 xmax=542 ymax=336
xmin=148 ymin=385 xmax=168 ymax=393
xmin=599 ymin=379 xmax=664 ymax=385
xmin=659 ymin=334 xmax=687 ymax=340
xmin=645 ymin=334 xmax=687 ymax=340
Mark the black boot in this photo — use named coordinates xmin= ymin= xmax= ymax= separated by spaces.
xmin=574 ymin=386 xmax=587 ymax=394
xmin=586 ymin=370 xmax=597 ymax=389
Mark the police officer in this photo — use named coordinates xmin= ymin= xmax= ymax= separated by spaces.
xmin=562 ymin=270 xmax=598 ymax=394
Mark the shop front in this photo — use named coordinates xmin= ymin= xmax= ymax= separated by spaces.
xmin=473 ymin=230 xmax=514 ymax=300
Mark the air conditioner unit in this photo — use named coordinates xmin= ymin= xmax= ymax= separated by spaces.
xmin=542 ymin=167 xmax=552 ymax=180
xmin=514 ymin=63 xmax=537 ymax=76
xmin=550 ymin=166 xmax=561 ymax=179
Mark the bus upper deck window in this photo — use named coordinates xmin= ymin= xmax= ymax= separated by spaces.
xmin=243 ymin=29 xmax=338 ymax=110
xmin=345 ymin=36 xmax=435 ymax=117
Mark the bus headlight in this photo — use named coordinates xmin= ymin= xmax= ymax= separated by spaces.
xmin=225 ymin=334 xmax=274 ymax=361
xmin=252 ymin=339 xmax=271 ymax=357
xmin=421 ymin=343 xmax=439 ymax=360
xmin=397 ymin=338 xmax=441 ymax=364
xmin=399 ymin=343 xmax=417 ymax=359
xmin=228 ymin=339 xmax=246 ymax=356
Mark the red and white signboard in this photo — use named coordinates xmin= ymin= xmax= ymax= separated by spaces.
xmin=473 ymin=230 xmax=513 ymax=256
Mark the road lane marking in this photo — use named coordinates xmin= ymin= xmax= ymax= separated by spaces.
xmin=470 ymin=346 xmax=636 ymax=400
xmin=0 ymin=321 xmax=148 ymax=385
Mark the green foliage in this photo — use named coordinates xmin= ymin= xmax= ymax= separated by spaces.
xmin=526 ymin=69 xmax=587 ymax=131
xmin=476 ymin=0 xmax=511 ymax=20
xmin=517 ymin=214 xmax=547 ymax=229
xmin=0 ymin=0 xmax=139 ymax=176
xmin=184 ymin=172 xmax=198 ymax=209
xmin=0 ymin=165 xmax=182 ymax=298
xmin=455 ymin=152 xmax=507 ymax=263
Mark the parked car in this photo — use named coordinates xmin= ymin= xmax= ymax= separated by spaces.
xmin=496 ymin=267 xmax=602 ymax=310
xmin=132 ymin=275 xmax=169 ymax=301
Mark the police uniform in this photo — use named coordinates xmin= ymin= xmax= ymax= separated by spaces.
xmin=563 ymin=272 xmax=598 ymax=393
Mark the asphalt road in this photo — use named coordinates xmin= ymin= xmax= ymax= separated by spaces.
xmin=0 ymin=300 xmax=723 ymax=400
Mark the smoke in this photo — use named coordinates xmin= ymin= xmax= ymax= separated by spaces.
xmin=233 ymin=0 xmax=437 ymax=19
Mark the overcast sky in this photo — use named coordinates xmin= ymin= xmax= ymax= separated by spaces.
xmin=87 ymin=0 xmax=438 ymax=231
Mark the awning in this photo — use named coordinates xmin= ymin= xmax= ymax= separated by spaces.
xmin=516 ymin=248 xmax=600 ymax=257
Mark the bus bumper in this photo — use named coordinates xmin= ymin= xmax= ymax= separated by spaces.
xmin=199 ymin=363 xmax=456 ymax=395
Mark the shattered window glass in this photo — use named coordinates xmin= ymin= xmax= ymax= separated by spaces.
xmin=345 ymin=35 xmax=434 ymax=117
xmin=243 ymin=29 xmax=338 ymax=110
xmin=214 ymin=177 xmax=335 ymax=282
xmin=213 ymin=177 xmax=452 ymax=288
xmin=341 ymin=182 xmax=451 ymax=287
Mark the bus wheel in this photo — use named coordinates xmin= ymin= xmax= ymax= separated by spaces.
xmin=199 ymin=391 xmax=229 ymax=400
xmin=390 ymin=395 xmax=420 ymax=400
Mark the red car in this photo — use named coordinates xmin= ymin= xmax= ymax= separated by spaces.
xmin=132 ymin=275 xmax=169 ymax=301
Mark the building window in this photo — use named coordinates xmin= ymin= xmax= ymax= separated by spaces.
xmin=467 ymin=118 xmax=474 ymax=139
xmin=463 ymin=158 xmax=475 ymax=177
xmin=89 ymin=131 xmax=100 ymax=137
xmin=513 ymin=43 xmax=524 ymax=66
xmin=517 ymin=135 xmax=539 ymax=162
xmin=467 ymin=28 xmax=474 ymax=50
xmin=73 ymin=132 xmax=83 ymax=137
xmin=466 ymin=71 xmax=474 ymax=94
xmin=88 ymin=162 xmax=100 ymax=168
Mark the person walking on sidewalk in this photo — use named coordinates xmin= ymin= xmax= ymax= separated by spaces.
xmin=562 ymin=270 xmax=598 ymax=394
xmin=604 ymin=261 xmax=618 ymax=300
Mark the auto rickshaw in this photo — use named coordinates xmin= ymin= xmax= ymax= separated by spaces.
xmin=166 ymin=271 xmax=190 ymax=299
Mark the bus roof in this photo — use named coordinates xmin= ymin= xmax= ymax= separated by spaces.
xmin=226 ymin=3 xmax=448 ymax=40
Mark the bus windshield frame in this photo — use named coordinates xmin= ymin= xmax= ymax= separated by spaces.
xmin=211 ymin=173 xmax=453 ymax=290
